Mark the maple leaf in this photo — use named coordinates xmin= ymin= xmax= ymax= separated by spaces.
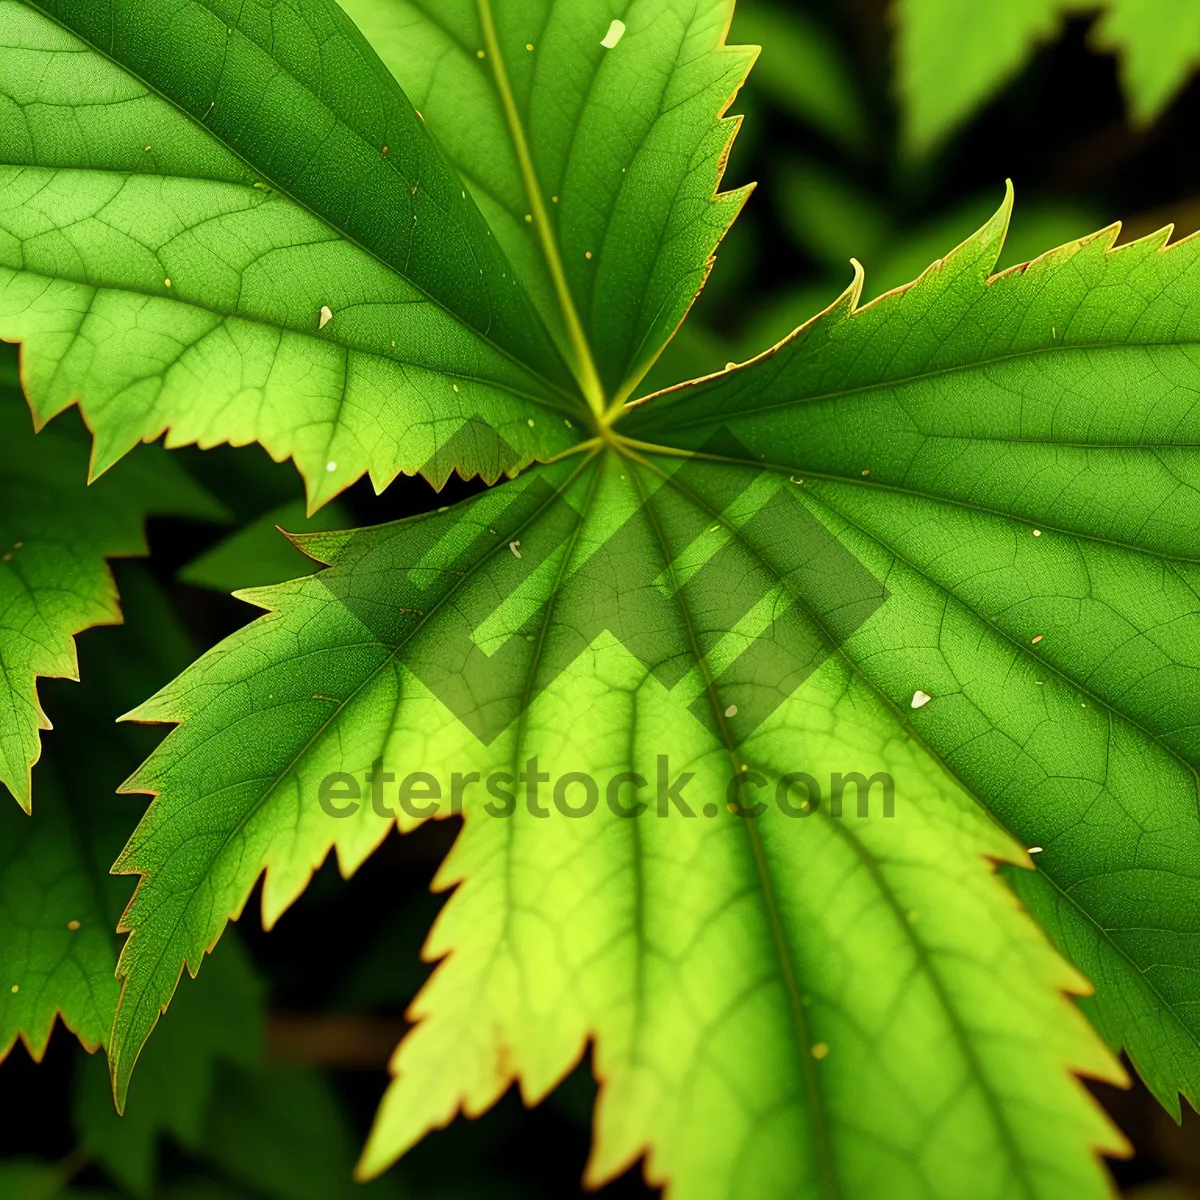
xmin=3 ymin=3 xmax=1197 ymax=1196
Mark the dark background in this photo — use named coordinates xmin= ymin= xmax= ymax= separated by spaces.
xmin=5 ymin=1 xmax=1200 ymax=1195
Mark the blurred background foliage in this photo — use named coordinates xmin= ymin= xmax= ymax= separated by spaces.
xmin=5 ymin=0 xmax=1200 ymax=1196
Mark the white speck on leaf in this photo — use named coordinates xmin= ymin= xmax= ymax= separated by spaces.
xmin=326 ymin=461 xmax=337 ymax=473
xmin=1028 ymin=846 xmax=1044 ymax=854
xmin=1033 ymin=529 xmax=1042 ymax=536
xmin=509 ymin=541 xmax=522 ymax=558
xmin=724 ymin=704 xmax=738 ymax=718
xmin=601 ymin=18 xmax=626 ymax=47
xmin=319 ymin=305 xmax=333 ymax=329
xmin=911 ymin=690 xmax=932 ymax=709
xmin=527 ymin=418 xmax=535 ymax=427
xmin=1032 ymin=634 xmax=1043 ymax=644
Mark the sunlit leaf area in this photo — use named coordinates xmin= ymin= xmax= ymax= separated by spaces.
xmin=3 ymin=2 xmax=1200 ymax=1196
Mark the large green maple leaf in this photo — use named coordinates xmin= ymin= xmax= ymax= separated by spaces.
xmin=3 ymin=0 xmax=1198 ymax=1194
xmin=0 ymin=357 xmax=220 ymax=810
xmin=104 ymin=196 xmax=1200 ymax=1198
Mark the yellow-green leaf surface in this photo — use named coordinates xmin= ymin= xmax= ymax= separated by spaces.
xmin=103 ymin=198 xmax=1183 ymax=1197
xmin=4 ymin=0 xmax=1195 ymax=1190
xmin=627 ymin=191 xmax=1200 ymax=1122
xmin=0 ymin=0 xmax=580 ymax=510
xmin=0 ymin=0 xmax=752 ymax=506
xmin=0 ymin=357 xmax=220 ymax=810
xmin=896 ymin=0 xmax=1200 ymax=155
xmin=335 ymin=0 xmax=755 ymax=410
